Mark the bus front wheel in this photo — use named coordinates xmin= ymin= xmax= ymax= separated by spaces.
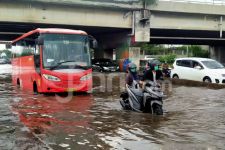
xmin=17 ymin=79 xmax=20 ymax=88
xmin=33 ymin=82 xmax=38 ymax=95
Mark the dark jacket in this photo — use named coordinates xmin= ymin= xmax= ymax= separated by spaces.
xmin=142 ymin=69 xmax=163 ymax=81
xmin=126 ymin=72 xmax=138 ymax=86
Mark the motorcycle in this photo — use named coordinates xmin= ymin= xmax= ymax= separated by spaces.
xmin=120 ymin=80 xmax=164 ymax=115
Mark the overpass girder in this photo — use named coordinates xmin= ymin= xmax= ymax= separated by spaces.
xmin=0 ymin=1 xmax=132 ymax=29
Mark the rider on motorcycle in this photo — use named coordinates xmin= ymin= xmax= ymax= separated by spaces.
xmin=126 ymin=63 xmax=139 ymax=87
xmin=142 ymin=61 xmax=163 ymax=82
xmin=122 ymin=62 xmax=164 ymax=114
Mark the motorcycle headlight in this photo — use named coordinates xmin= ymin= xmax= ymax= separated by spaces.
xmin=43 ymin=74 xmax=61 ymax=82
xmin=80 ymin=73 xmax=92 ymax=81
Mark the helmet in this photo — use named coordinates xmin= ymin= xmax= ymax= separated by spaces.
xmin=147 ymin=59 xmax=161 ymax=71
xmin=127 ymin=63 xmax=137 ymax=73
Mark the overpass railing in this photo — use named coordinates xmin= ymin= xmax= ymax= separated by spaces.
xmin=160 ymin=0 xmax=225 ymax=5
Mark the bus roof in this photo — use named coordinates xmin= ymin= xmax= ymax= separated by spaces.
xmin=12 ymin=28 xmax=88 ymax=44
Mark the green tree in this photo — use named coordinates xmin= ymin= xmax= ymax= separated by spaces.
xmin=189 ymin=46 xmax=209 ymax=58
xmin=159 ymin=54 xmax=176 ymax=64
xmin=137 ymin=43 xmax=164 ymax=55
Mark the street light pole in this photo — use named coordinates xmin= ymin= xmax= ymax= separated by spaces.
xmin=219 ymin=16 xmax=223 ymax=38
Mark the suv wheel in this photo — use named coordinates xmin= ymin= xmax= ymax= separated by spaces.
xmin=173 ymin=74 xmax=179 ymax=79
xmin=203 ymin=77 xmax=212 ymax=83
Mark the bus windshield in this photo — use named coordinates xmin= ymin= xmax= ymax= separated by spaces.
xmin=42 ymin=34 xmax=91 ymax=70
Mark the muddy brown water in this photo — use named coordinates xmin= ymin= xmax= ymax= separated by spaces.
xmin=0 ymin=73 xmax=225 ymax=150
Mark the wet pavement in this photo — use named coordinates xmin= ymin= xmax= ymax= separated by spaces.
xmin=0 ymin=71 xmax=225 ymax=150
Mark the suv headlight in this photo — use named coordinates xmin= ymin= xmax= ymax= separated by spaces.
xmin=103 ymin=67 xmax=109 ymax=70
xmin=80 ymin=73 xmax=92 ymax=81
xmin=43 ymin=74 xmax=61 ymax=82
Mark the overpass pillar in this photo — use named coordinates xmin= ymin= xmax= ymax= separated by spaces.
xmin=93 ymin=32 xmax=142 ymax=71
xmin=94 ymin=31 xmax=131 ymax=60
xmin=210 ymin=46 xmax=225 ymax=65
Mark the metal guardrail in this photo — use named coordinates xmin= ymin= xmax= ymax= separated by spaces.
xmin=159 ymin=0 xmax=225 ymax=5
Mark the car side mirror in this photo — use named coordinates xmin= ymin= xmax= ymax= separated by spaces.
xmin=195 ymin=66 xmax=202 ymax=70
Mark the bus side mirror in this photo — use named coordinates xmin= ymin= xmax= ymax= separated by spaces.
xmin=89 ymin=36 xmax=98 ymax=49
xmin=37 ymin=36 xmax=44 ymax=45
xmin=34 ymin=55 xmax=41 ymax=74
xmin=92 ymin=39 xmax=98 ymax=49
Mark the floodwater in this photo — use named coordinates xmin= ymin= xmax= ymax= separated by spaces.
xmin=0 ymin=70 xmax=225 ymax=150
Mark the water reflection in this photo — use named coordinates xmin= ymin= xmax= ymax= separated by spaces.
xmin=11 ymin=90 xmax=101 ymax=149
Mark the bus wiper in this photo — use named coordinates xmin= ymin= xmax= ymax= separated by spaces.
xmin=49 ymin=60 xmax=76 ymax=70
xmin=74 ymin=65 xmax=91 ymax=70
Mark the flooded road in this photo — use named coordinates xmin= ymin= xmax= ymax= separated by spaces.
xmin=0 ymin=72 xmax=225 ymax=150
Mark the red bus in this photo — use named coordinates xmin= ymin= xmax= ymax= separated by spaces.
xmin=11 ymin=28 xmax=95 ymax=93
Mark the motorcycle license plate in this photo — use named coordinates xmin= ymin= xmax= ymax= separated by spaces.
xmin=66 ymin=88 xmax=76 ymax=92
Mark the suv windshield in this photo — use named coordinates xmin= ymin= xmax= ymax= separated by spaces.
xmin=42 ymin=34 xmax=91 ymax=70
xmin=201 ymin=60 xmax=224 ymax=69
xmin=93 ymin=59 xmax=115 ymax=67
xmin=101 ymin=60 xmax=115 ymax=66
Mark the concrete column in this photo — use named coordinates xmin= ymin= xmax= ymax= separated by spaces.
xmin=103 ymin=49 xmax=113 ymax=59
xmin=94 ymin=31 xmax=131 ymax=60
xmin=210 ymin=46 xmax=225 ymax=65
xmin=209 ymin=46 xmax=216 ymax=60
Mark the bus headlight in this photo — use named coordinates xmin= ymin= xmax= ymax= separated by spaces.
xmin=43 ymin=74 xmax=61 ymax=82
xmin=80 ymin=73 xmax=92 ymax=81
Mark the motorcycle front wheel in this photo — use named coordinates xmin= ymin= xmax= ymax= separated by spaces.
xmin=152 ymin=104 xmax=163 ymax=115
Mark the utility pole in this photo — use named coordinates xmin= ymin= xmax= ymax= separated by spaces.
xmin=187 ymin=45 xmax=189 ymax=57
xmin=219 ymin=16 xmax=223 ymax=38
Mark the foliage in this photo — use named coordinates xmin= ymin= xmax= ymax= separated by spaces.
xmin=137 ymin=43 xmax=209 ymax=65
xmin=158 ymin=54 xmax=176 ymax=64
xmin=189 ymin=45 xmax=209 ymax=58
xmin=138 ymin=43 xmax=209 ymax=58
xmin=137 ymin=43 xmax=164 ymax=55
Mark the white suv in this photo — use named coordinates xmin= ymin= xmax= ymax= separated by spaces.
xmin=171 ymin=57 xmax=225 ymax=84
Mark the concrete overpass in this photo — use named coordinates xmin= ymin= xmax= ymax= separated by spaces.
xmin=0 ymin=0 xmax=225 ymax=42
xmin=0 ymin=0 xmax=225 ymax=62
xmin=0 ymin=0 xmax=140 ymax=59
xmin=149 ymin=0 xmax=225 ymax=45
xmin=0 ymin=0 xmax=138 ymax=40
